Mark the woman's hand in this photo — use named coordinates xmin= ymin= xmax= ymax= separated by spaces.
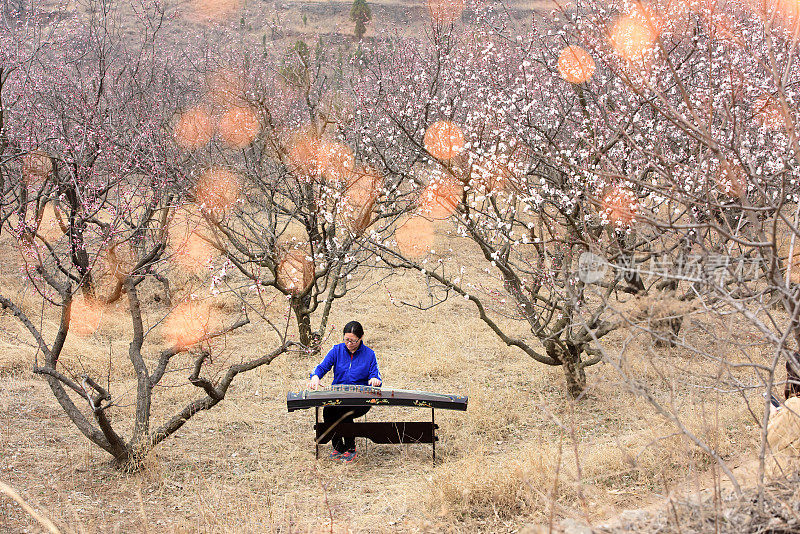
xmin=308 ymin=375 xmax=320 ymax=390
xmin=368 ymin=377 xmax=382 ymax=387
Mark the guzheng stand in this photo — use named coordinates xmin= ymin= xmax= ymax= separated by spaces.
xmin=313 ymin=406 xmax=439 ymax=461
xmin=287 ymin=386 xmax=468 ymax=463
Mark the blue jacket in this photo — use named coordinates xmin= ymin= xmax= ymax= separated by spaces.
xmin=311 ymin=343 xmax=381 ymax=386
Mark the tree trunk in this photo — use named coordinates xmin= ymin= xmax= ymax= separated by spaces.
xmin=126 ymin=281 xmax=153 ymax=461
xmin=292 ymin=296 xmax=314 ymax=350
xmin=550 ymin=345 xmax=586 ymax=398
xmin=654 ymin=316 xmax=683 ymax=347
xmin=562 ymin=357 xmax=586 ymax=399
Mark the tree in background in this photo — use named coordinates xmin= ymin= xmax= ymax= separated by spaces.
xmin=352 ymin=24 xmax=640 ymax=398
xmin=352 ymin=0 xmax=799 ymax=417
xmin=350 ymin=0 xmax=371 ymax=41
xmin=279 ymin=39 xmax=311 ymax=88
xmin=550 ymin=0 xmax=800 ymax=490
xmin=388 ymin=0 xmax=800 ymax=492
xmin=330 ymin=3 xmax=800 ymax=497
xmin=0 ymin=2 xmax=296 ymax=470
xmin=184 ymin=39 xmax=405 ymax=353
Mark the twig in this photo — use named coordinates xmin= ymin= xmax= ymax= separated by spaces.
xmin=0 ymin=480 xmax=61 ymax=534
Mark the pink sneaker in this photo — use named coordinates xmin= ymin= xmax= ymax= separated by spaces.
xmin=340 ymin=450 xmax=357 ymax=463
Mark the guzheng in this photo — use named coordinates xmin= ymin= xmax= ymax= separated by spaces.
xmin=286 ymin=385 xmax=468 ymax=412
xmin=286 ymin=385 xmax=468 ymax=462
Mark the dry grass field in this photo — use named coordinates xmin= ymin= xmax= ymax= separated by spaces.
xmin=0 ymin=218 xmax=778 ymax=532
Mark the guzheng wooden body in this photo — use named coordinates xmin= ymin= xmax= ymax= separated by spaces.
xmin=286 ymin=386 xmax=468 ymax=461
xmin=286 ymin=386 xmax=468 ymax=412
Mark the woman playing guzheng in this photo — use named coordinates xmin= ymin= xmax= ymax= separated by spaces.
xmin=307 ymin=320 xmax=382 ymax=462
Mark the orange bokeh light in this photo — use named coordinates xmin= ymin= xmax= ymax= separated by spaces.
xmin=755 ymin=94 xmax=784 ymax=130
xmin=168 ymin=207 xmax=218 ymax=271
xmin=706 ymin=12 xmax=739 ymax=45
xmin=37 ymin=203 xmax=65 ymax=241
xmin=21 ymin=151 xmax=52 ymax=184
xmin=317 ymin=142 xmax=355 ymax=183
xmin=557 ymin=46 xmax=596 ymax=84
xmin=420 ymin=174 xmax=462 ymax=219
xmin=340 ymin=197 xmax=374 ymax=235
xmin=714 ymin=160 xmax=747 ymax=199
xmin=70 ymin=297 xmax=104 ymax=337
xmin=196 ymin=167 xmax=241 ymax=211
xmin=287 ymin=129 xmax=322 ymax=179
xmin=602 ymin=188 xmax=638 ymax=225
xmin=760 ymin=0 xmax=800 ymax=29
xmin=427 ymin=0 xmax=465 ymax=24
xmin=338 ymin=167 xmax=379 ymax=235
xmin=162 ymin=301 xmax=219 ymax=348
xmin=277 ymin=249 xmax=315 ymax=294
xmin=174 ymin=232 xmax=216 ymax=271
xmin=396 ymin=216 xmax=435 ymax=258
xmin=424 ymin=121 xmax=465 ymax=161
xmin=174 ymin=106 xmax=213 ymax=149
xmin=610 ymin=6 xmax=661 ymax=61
xmin=345 ymin=166 xmax=383 ymax=208
xmin=218 ymin=105 xmax=260 ymax=148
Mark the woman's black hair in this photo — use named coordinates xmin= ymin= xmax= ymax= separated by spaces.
xmin=343 ymin=320 xmax=364 ymax=338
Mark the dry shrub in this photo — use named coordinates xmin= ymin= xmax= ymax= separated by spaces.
xmin=679 ymin=393 xmax=760 ymax=463
xmin=430 ymin=443 xmax=578 ymax=520
xmin=208 ymin=292 xmax=244 ymax=315
xmin=581 ymin=427 xmax=692 ymax=491
xmin=458 ymin=381 xmax=521 ymax=440
xmin=584 ymin=356 xmax=759 ymax=491
xmin=0 ymin=340 xmax=29 ymax=376
xmin=599 ymin=474 xmax=800 ymax=533
xmin=432 ymin=411 xmax=748 ymax=524
xmin=630 ymin=292 xmax=695 ymax=347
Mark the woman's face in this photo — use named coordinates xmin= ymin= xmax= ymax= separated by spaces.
xmin=343 ymin=333 xmax=361 ymax=353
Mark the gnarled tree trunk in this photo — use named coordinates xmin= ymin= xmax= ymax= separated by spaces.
xmin=292 ymin=295 xmax=314 ymax=350
xmin=547 ymin=343 xmax=587 ymax=399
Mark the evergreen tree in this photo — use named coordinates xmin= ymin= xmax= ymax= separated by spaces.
xmin=349 ymin=0 xmax=372 ymax=41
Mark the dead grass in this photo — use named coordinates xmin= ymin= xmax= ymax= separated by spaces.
xmin=596 ymin=474 xmax=800 ymax=533
xmin=0 ymin=290 xmax=773 ymax=534
xmin=0 ymin=218 xmax=781 ymax=532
